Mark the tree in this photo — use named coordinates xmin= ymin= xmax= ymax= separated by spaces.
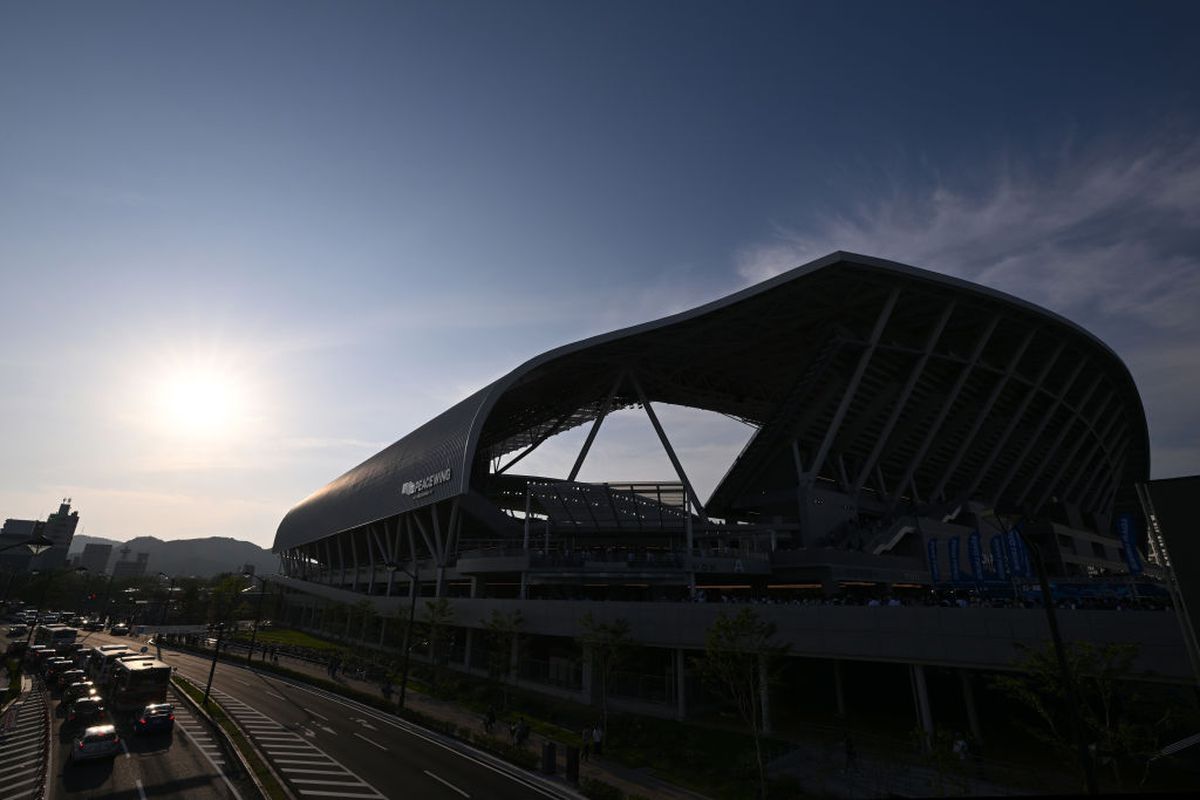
xmin=418 ymin=598 xmax=456 ymax=691
xmin=697 ymin=608 xmax=788 ymax=800
xmin=993 ymin=641 xmax=1172 ymax=790
xmin=484 ymin=609 xmax=524 ymax=704
xmin=578 ymin=612 xmax=632 ymax=730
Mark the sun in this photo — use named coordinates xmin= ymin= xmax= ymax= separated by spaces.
xmin=155 ymin=366 xmax=244 ymax=438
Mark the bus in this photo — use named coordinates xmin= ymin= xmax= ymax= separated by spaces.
xmin=106 ymin=658 xmax=171 ymax=712
xmin=88 ymin=646 xmax=134 ymax=681
xmin=35 ymin=624 xmax=78 ymax=654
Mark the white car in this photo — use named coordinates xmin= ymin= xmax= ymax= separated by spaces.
xmin=69 ymin=725 xmax=121 ymax=762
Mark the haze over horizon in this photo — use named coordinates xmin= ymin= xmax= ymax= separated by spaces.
xmin=2 ymin=2 xmax=1198 ymax=548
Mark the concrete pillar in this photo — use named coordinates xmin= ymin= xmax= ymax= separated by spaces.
xmin=960 ymin=670 xmax=982 ymax=743
xmin=469 ymin=577 xmax=481 ymax=599
xmin=675 ymin=649 xmax=687 ymax=721
xmin=435 ymin=567 xmax=446 ymax=598
xmin=759 ymin=653 xmax=772 ymax=735
xmin=379 ymin=618 xmax=388 ymax=648
xmin=581 ymin=644 xmax=595 ymax=705
xmin=463 ymin=628 xmax=474 ymax=670
xmin=833 ymin=659 xmax=846 ymax=719
xmin=519 ymin=572 xmax=528 ymax=600
xmin=909 ymin=664 xmax=934 ymax=754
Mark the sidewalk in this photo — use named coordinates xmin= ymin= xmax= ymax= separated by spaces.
xmin=211 ymin=644 xmax=709 ymax=800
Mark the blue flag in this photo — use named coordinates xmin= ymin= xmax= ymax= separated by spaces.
xmin=968 ymin=530 xmax=983 ymax=581
xmin=990 ymin=534 xmax=1007 ymax=580
xmin=927 ymin=538 xmax=940 ymax=583
xmin=1006 ymin=528 xmax=1024 ymax=578
xmin=1117 ymin=513 xmax=1143 ymax=575
xmin=948 ymin=537 xmax=961 ymax=582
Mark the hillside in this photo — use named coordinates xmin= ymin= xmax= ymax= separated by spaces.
xmin=69 ymin=534 xmax=277 ymax=578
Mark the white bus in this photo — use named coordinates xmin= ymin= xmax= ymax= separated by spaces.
xmin=88 ymin=646 xmax=134 ymax=681
xmin=35 ymin=624 xmax=78 ymax=654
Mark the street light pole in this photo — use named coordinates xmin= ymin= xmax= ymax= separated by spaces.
xmin=203 ymin=620 xmax=224 ymax=707
xmin=245 ymin=574 xmax=269 ymax=664
xmin=158 ymin=572 xmax=176 ymax=626
xmin=392 ymin=560 xmax=420 ymax=710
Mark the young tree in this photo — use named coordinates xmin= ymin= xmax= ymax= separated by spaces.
xmin=418 ymin=597 xmax=456 ymax=691
xmin=993 ymin=640 xmax=1171 ymax=790
xmin=578 ymin=612 xmax=632 ymax=730
xmin=697 ymin=608 xmax=788 ymax=800
xmin=484 ymin=609 xmax=524 ymax=704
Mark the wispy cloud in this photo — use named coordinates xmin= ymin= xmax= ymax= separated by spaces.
xmin=735 ymin=132 xmax=1200 ymax=478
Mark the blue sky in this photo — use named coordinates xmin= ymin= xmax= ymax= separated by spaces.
xmin=1 ymin=1 xmax=1197 ymax=546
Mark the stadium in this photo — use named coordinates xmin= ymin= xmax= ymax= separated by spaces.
xmin=270 ymin=252 xmax=1187 ymax=730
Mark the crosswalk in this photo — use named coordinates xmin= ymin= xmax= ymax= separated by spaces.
xmin=209 ymin=688 xmax=385 ymax=799
xmin=0 ymin=687 xmax=48 ymax=800
xmin=169 ymin=688 xmax=227 ymax=770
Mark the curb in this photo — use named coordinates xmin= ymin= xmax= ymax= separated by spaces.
xmin=171 ymin=674 xmax=281 ymax=800
xmin=161 ymin=641 xmax=582 ymax=799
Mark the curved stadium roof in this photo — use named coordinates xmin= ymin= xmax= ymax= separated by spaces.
xmin=275 ymin=252 xmax=1149 ymax=552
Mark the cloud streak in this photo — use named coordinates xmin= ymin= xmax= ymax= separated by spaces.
xmin=735 ymin=132 xmax=1200 ymax=478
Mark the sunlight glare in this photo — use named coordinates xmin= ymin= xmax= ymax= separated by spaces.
xmin=155 ymin=366 xmax=244 ymax=438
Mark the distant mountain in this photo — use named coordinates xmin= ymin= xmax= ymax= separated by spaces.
xmin=69 ymin=534 xmax=277 ymax=578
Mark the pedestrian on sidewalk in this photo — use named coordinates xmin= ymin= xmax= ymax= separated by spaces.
xmin=580 ymin=728 xmax=591 ymax=762
xmin=591 ymin=723 xmax=603 ymax=757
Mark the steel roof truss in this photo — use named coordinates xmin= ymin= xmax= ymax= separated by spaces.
xmin=891 ymin=315 xmax=999 ymax=509
xmin=1033 ymin=390 xmax=1118 ymax=512
xmin=1014 ymin=373 xmax=1103 ymax=509
xmin=568 ymin=371 xmax=626 ymax=482
xmin=630 ymin=371 xmax=706 ymax=516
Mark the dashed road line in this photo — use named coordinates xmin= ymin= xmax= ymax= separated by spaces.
xmin=352 ymin=732 xmax=387 ymax=751
xmin=424 ymin=769 xmax=471 ymax=798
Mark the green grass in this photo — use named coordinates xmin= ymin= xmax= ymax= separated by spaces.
xmin=231 ymin=627 xmax=342 ymax=652
xmin=173 ymin=673 xmax=288 ymax=800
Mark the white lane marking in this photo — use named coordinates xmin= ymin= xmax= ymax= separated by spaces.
xmin=268 ymin=691 xmax=284 ymax=698
xmin=291 ymin=778 xmax=368 ymax=786
xmin=273 ymin=758 xmax=337 ymax=765
xmin=0 ymin=762 xmax=35 ymax=777
xmin=234 ymin=679 xmax=250 ymax=686
xmin=295 ymin=791 xmax=381 ymax=799
xmin=135 ymin=779 xmax=148 ymax=800
xmin=121 ymin=738 xmax=131 ymax=759
xmin=281 ymin=767 xmax=349 ymax=775
xmin=249 ymin=671 xmax=560 ymax=798
xmin=304 ymin=708 xmax=329 ymax=721
xmin=423 ymin=770 xmax=470 ymax=798
xmin=352 ymin=732 xmax=386 ymax=751
xmin=265 ymin=746 xmax=320 ymax=753
xmin=171 ymin=692 xmax=245 ymax=800
xmin=256 ymin=734 xmax=304 ymax=740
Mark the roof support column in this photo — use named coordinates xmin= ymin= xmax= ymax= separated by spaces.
xmin=931 ymin=326 xmax=1037 ymax=505
xmin=630 ymin=371 xmax=705 ymax=517
xmin=498 ymin=408 xmax=575 ymax=475
xmin=568 ymin=371 xmax=626 ymax=482
xmin=892 ymin=316 xmax=999 ymax=509
xmin=791 ymin=440 xmax=809 ymax=547
xmin=853 ymin=300 xmax=955 ymax=498
xmin=366 ymin=525 xmax=376 ymax=596
xmin=809 ymin=288 xmax=899 ymax=484
xmin=1061 ymin=411 xmax=1124 ymax=506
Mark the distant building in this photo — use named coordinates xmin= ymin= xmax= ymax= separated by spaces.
xmin=111 ymin=549 xmax=150 ymax=579
xmin=79 ymin=543 xmax=114 ymax=575
xmin=0 ymin=499 xmax=80 ymax=572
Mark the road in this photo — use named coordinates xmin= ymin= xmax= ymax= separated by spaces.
xmin=83 ymin=631 xmax=569 ymax=800
xmin=41 ymin=630 xmax=251 ymax=800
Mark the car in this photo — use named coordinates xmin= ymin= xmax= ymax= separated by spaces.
xmin=110 ymin=624 xmax=129 ymax=636
xmin=65 ymin=697 xmax=108 ymax=729
xmin=6 ymin=625 xmax=28 ymax=638
xmin=55 ymin=669 xmax=86 ymax=690
xmin=61 ymin=680 xmax=99 ymax=705
xmin=69 ymin=725 xmax=121 ymax=762
xmin=44 ymin=658 xmax=74 ymax=681
xmin=133 ymin=703 xmax=175 ymax=735
xmin=82 ymin=621 xmax=104 ymax=631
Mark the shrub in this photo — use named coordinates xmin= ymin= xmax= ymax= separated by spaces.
xmin=580 ymin=777 xmax=625 ymax=800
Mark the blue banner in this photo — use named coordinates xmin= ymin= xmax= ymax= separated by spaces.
xmin=1006 ymin=527 xmax=1025 ymax=578
xmin=968 ymin=530 xmax=983 ymax=581
xmin=948 ymin=537 xmax=961 ymax=582
xmin=990 ymin=534 xmax=1007 ymax=580
xmin=1117 ymin=513 xmax=1143 ymax=575
xmin=927 ymin=538 xmax=940 ymax=583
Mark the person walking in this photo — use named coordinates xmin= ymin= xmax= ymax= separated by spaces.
xmin=580 ymin=728 xmax=592 ymax=762
xmin=591 ymin=723 xmax=603 ymax=757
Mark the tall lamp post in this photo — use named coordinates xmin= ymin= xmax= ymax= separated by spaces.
xmin=0 ymin=530 xmax=53 ymax=606
xmin=984 ymin=510 xmax=1099 ymax=796
xmin=388 ymin=560 xmax=422 ymax=710
xmin=244 ymin=573 xmax=270 ymax=664
xmin=158 ymin=572 xmax=177 ymax=626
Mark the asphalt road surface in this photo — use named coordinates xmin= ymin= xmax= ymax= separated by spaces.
xmin=81 ymin=630 xmax=569 ymax=800
xmin=44 ymin=631 xmax=251 ymax=800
